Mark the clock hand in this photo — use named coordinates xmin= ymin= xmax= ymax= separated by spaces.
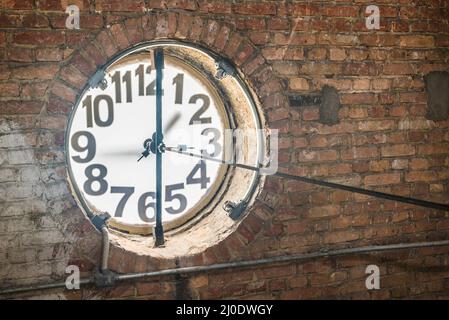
xmin=165 ymin=147 xmax=449 ymax=213
xmin=137 ymin=112 xmax=179 ymax=162
xmin=154 ymin=48 xmax=164 ymax=247
xmin=163 ymin=112 xmax=181 ymax=135
xmin=137 ymin=137 xmax=152 ymax=162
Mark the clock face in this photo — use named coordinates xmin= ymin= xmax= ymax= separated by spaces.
xmin=67 ymin=49 xmax=230 ymax=233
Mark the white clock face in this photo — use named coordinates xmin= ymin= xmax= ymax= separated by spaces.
xmin=67 ymin=50 xmax=229 ymax=232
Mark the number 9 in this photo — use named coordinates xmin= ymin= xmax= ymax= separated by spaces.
xmin=71 ymin=131 xmax=96 ymax=163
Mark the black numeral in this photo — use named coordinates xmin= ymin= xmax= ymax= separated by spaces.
xmin=82 ymin=95 xmax=114 ymax=128
xmin=84 ymin=164 xmax=108 ymax=196
xmin=186 ymin=161 xmax=210 ymax=189
xmin=112 ymin=70 xmax=132 ymax=103
xmin=123 ymin=70 xmax=132 ymax=103
xmin=111 ymin=71 xmax=121 ymax=103
xmin=138 ymin=192 xmax=156 ymax=223
xmin=135 ymin=64 xmax=151 ymax=96
xmin=146 ymin=79 xmax=156 ymax=96
xmin=189 ymin=94 xmax=212 ymax=125
xmin=173 ymin=73 xmax=184 ymax=104
xmin=165 ymin=183 xmax=187 ymax=214
xmin=201 ymin=127 xmax=221 ymax=157
xmin=111 ymin=186 xmax=134 ymax=217
xmin=71 ymin=131 xmax=96 ymax=163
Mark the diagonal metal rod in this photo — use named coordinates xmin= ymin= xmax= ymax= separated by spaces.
xmin=165 ymin=147 xmax=449 ymax=212
xmin=154 ymin=48 xmax=165 ymax=247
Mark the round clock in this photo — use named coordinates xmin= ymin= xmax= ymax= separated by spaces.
xmin=66 ymin=42 xmax=264 ymax=239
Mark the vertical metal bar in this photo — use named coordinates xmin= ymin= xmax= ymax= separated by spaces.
xmin=154 ymin=48 xmax=165 ymax=247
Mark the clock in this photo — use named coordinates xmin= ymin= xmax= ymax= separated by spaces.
xmin=66 ymin=42 xmax=264 ymax=241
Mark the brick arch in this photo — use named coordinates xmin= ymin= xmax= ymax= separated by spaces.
xmin=47 ymin=11 xmax=287 ymax=272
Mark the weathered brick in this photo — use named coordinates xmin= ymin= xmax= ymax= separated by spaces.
xmin=364 ymin=173 xmax=401 ymax=186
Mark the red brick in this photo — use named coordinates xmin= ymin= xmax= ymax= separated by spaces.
xmin=202 ymin=20 xmax=220 ymax=46
xmin=175 ymin=14 xmax=193 ymax=40
xmin=59 ymin=66 xmax=87 ymax=89
xmin=189 ymin=16 xmax=204 ymax=41
xmin=341 ymin=93 xmax=376 ymax=105
xmin=0 ymin=100 xmax=43 ymax=114
xmin=357 ymin=120 xmax=395 ymax=132
xmin=364 ymin=173 xmax=401 ymax=186
xmin=21 ymin=81 xmax=49 ymax=98
xmin=22 ymin=13 xmax=49 ymax=28
xmin=400 ymin=35 xmax=435 ymax=48
xmin=341 ymin=147 xmax=379 ymax=160
xmin=5 ymin=46 xmax=33 ymax=62
xmin=383 ymin=63 xmax=415 ymax=75
xmin=233 ymin=3 xmax=276 ymax=15
xmin=274 ymin=33 xmax=316 ymax=46
xmin=4 ymin=0 xmax=34 ymax=9
xmin=0 ymin=82 xmax=19 ymax=97
xmin=325 ymin=6 xmax=359 ymax=17
xmin=35 ymin=47 xmax=64 ymax=62
xmin=199 ymin=0 xmax=231 ymax=14
xmin=417 ymin=144 xmax=449 ymax=155
xmin=51 ymin=81 xmax=77 ymax=102
xmin=96 ymin=31 xmax=117 ymax=58
xmin=110 ymin=23 xmax=130 ymax=50
xmin=0 ymin=13 xmax=22 ymax=28
xmin=71 ymin=53 xmax=96 ymax=76
xmin=324 ymin=231 xmax=359 ymax=244
xmin=96 ymin=0 xmax=144 ymax=11
xmin=13 ymin=64 xmax=59 ymax=80
xmin=13 ymin=31 xmax=65 ymax=46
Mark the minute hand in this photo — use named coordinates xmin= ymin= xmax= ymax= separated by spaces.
xmin=154 ymin=48 xmax=165 ymax=247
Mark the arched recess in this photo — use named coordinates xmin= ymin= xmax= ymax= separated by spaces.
xmin=46 ymin=11 xmax=288 ymax=273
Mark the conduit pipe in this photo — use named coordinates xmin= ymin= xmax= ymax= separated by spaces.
xmin=100 ymin=226 xmax=110 ymax=273
xmin=1 ymin=239 xmax=449 ymax=296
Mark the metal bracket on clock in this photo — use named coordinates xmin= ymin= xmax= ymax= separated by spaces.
xmin=90 ymin=212 xmax=111 ymax=231
xmin=224 ymin=200 xmax=247 ymax=220
xmin=215 ymin=59 xmax=236 ymax=80
xmin=88 ymin=68 xmax=107 ymax=90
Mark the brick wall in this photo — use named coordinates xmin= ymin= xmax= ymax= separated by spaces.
xmin=1 ymin=0 xmax=449 ymax=299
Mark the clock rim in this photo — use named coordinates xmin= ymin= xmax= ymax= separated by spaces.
xmin=65 ymin=41 xmax=263 ymax=236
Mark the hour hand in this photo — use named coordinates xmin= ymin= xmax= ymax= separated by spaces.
xmin=138 ymin=149 xmax=151 ymax=162
xmin=137 ymin=138 xmax=152 ymax=162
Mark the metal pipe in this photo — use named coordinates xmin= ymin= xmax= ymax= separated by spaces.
xmin=100 ymin=226 xmax=110 ymax=273
xmin=116 ymin=239 xmax=449 ymax=281
xmin=2 ymin=239 xmax=449 ymax=296
xmin=0 ymin=278 xmax=92 ymax=296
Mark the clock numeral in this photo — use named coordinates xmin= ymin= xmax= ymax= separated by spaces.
xmin=134 ymin=64 xmax=159 ymax=96
xmin=111 ymin=186 xmax=135 ymax=217
xmin=165 ymin=183 xmax=187 ymax=214
xmin=146 ymin=79 xmax=156 ymax=96
xmin=111 ymin=71 xmax=121 ymax=103
xmin=71 ymin=131 xmax=96 ymax=163
xmin=82 ymin=95 xmax=114 ymax=128
xmin=186 ymin=160 xmax=210 ymax=189
xmin=123 ymin=70 xmax=132 ymax=103
xmin=189 ymin=94 xmax=212 ymax=125
xmin=135 ymin=64 xmax=152 ymax=96
xmin=173 ymin=73 xmax=184 ymax=104
xmin=84 ymin=164 xmax=108 ymax=196
xmin=112 ymin=70 xmax=132 ymax=103
xmin=201 ymin=127 xmax=221 ymax=157
xmin=138 ymin=192 xmax=156 ymax=223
